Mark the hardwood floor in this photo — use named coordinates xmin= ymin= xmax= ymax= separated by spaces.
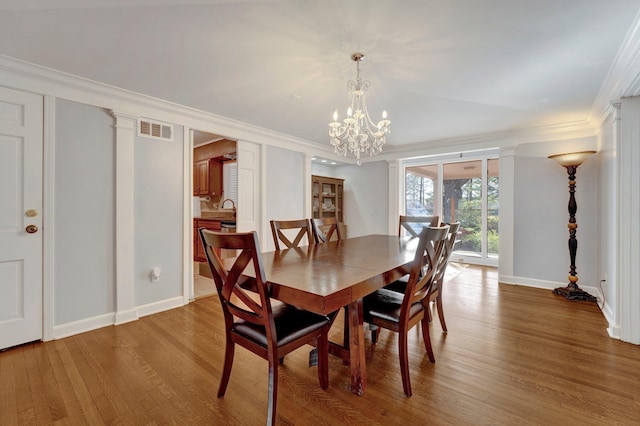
xmin=2 ymin=264 xmax=639 ymax=425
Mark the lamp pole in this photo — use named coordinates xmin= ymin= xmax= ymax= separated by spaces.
xmin=548 ymin=151 xmax=597 ymax=302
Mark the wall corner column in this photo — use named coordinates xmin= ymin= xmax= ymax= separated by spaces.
xmin=498 ymin=147 xmax=515 ymax=281
xmin=111 ymin=110 xmax=138 ymax=325
xmin=618 ymin=96 xmax=640 ymax=344
xmin=387 ymin=160 xmax=400 ymax=235
xmin=304 ymin=153 xmax=313 ymax=219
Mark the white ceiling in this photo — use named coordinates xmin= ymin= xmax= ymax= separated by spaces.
xmin=1 ymin=0 xmax=639 ymax=150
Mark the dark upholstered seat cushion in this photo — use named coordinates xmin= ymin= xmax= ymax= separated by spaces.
xmin=233 ymin=303 xmax=329 ymax=348
xmin=363 ymin=288 xmax=424 ymax=323
xmin=382 ymin=275 xmax=409 ymax=293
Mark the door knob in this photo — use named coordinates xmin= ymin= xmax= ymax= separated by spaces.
xmin=26 ymin=225 xmax=38 ymax=234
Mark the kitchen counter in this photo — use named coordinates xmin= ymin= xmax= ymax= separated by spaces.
xmin=195 ymin=210 xmax=235 ymax=221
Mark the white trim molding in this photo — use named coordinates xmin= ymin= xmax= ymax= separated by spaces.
xmin=42 ymin=95 xmax=56 ymax=341
xmin=111 ymin=110 xmax=139 ymax=326
xmin=590 ymin=9 xmax=640 ymax=126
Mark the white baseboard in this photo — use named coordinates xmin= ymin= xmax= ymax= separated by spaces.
xmin=136 ymin=296 xmax=185 ymax=318
xmin=115 ymin=308 xmax=139 ymax=325
xmin=53 ymin=312 xmax=115 ymax=340
xmin=52 ymin=296 xmax=186 ymax=341
xmin=499 ymin=274 xmax=604 ymax=303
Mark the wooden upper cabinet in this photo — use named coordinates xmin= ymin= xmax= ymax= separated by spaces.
xmin=193 ymin=138 xmax=235 ymax=197
xmin=209 ymin=160 xmax=222 ymax=197
xmin=194 ymin=159 xmax=210 ymax=196
xmin=193 ymin=158 xmax=223 ymax=196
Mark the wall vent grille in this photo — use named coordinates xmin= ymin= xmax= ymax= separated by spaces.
xmin=138 ymin=118 xmax=173 ymax=141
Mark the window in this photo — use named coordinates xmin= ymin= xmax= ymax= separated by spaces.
xmin=223 ymin=161 xmax=238 ymax=205
xmin=403 ymin=150 xmax=499 ymax=266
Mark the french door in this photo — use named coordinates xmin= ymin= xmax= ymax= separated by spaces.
xmin=403 ymin=150 xmax=499 ymax=266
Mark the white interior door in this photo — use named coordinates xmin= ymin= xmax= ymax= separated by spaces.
xmin=0 ymin=87 xmax=43 ymax=350
xmin=235 ymin=141 xmax=261 ymax=239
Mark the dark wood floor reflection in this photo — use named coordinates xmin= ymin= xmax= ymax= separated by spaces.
xmin=2 ymin=264 xmax=639 ymax=425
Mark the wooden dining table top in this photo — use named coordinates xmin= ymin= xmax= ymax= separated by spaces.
xmin=258 ymin=234 xmax=418 ymax=315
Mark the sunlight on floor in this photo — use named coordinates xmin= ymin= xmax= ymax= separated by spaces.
xmin=194 ymin=273 xmax=215 ymax=299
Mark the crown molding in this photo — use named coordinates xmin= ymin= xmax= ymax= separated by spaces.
xmin=0 ymin=54 xmax=324 ymax=154
xmin=365 ymin=120 xmax=596 ymax=164
xmin=589 ymin=9 xmax=640 ymax=127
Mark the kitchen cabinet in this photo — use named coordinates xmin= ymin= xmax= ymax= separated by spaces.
xmin=312 ymin=175 xmax=345 ymax=223
xmin=209 ymin=160 xmax=222 ymax=197
xmin=194 ymin=218 xmax=221 ymax=261
xmin=193 ymin=159 xmax=223 ymax=197
xmin=193 ymin=159 xmax=210 ymax=196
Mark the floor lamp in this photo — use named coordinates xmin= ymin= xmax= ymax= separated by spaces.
xmin=548 ymin=150 xmax=597 ymax=302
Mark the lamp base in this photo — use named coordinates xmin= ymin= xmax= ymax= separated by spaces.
xmin=553 ymin=285 xmax=597 ymax=302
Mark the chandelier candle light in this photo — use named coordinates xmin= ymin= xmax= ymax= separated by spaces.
xmin=329 ymin=53 xmax=391 ymax=165
xmin=548 ymin=150 xmax=597 ymax=302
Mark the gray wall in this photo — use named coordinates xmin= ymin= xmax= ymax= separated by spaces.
xmin=338 ymin=161 xmax=389 ymax=238
xmin=312 ymin=160 xmax=389 ymax=238
xmin=265 ymin=145 xmax=306 ymax=251
xmin=54 ymin=99 xmax=115 ymax=325
xmin=513 ymin=142 xmax=599 ymax=285
xmin=134 ymin=129 xmax=184 ymax=305
xmin=598 ymin=114 xmax=617 ymax=316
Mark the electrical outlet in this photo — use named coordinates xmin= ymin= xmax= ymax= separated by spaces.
xmin=150 ymin=267 xmax=161 ymax=282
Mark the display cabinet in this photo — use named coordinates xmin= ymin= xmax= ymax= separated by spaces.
xmin=312 ymin=175 xmax=344 ymax=223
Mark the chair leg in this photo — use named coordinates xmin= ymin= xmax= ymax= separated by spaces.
xmin=371 ymin=326 xmax=380 ymax=345
xmin=421 ymin=316 xmax=435 ymax=363
xmin=342 ymin=307 xmax=350 ymax=366
xmin=317 ymin=329 xmax=329 ymax=390
xmin=436 ymin=293 xmax=448 ymax=332
xmin=398 ymin=330 xmax=412 ymax=397
xmin=217 ymin=339 xmax=235 ymax=398
xmin=267 ymin=359 xmax=278 ymax=426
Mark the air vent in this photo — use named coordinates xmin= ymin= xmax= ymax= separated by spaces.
xmin=138 ymin=118 xmax=173 ymax=141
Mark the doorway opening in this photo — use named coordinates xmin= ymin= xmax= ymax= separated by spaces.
xmin=191 ymin=130 xmax=237 ymax=299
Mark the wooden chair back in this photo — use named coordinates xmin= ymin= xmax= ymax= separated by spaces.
xmin=311 ymin=217 xmax=343 ymax=244
xmin=270 ymin=219 xmax=313 ymax=250
xmin=398 ymin=215 xmax=440 ymax=238
xmin=428 ymin=221 xmax=460 ymax=332
xmin=200 ymin=229 xmax=273 ymax=330
xmin=403 ymin=225 xmax=450 ymax=314
xmin=433 ymin=222 xmax=460 ymax=285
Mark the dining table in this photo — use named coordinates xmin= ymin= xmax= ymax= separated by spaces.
xmin=254 ymin=234 xmax=419 ymax=396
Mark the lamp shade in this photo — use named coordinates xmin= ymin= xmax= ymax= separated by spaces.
xmin=548 ymin=150 xmax=596 ymax=167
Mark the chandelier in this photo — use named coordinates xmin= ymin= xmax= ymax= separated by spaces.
xmin=329 ymin=53 xmax=391 ymax=165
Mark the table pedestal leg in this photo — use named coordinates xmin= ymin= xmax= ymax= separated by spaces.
xmin=347 ymin=299 xmax=366 ymax=395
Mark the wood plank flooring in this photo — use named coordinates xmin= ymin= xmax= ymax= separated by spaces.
xmin=2 ymin=263 xmax=639 ymax=425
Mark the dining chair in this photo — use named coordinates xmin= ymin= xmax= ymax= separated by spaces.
xmin=428 ymin=221 xmax=460 ymax=332
xmin=199 ymin=228 xmax=330 ymax=425
xmin=311 ymin=217 xmax=343 ymax=244
xmin=363 ymin=225 xmax=449 ymax=397
xmin=270 ymin=219 xmax=314 ymax=250
xmin=381 ymin=215 xmax=440 ymax=294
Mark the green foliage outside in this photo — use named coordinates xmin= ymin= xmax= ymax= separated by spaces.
xmin=405 ymin=171 xmax=499 ymax=255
